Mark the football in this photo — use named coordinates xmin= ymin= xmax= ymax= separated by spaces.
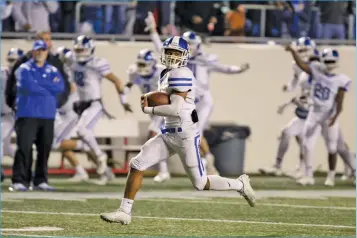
xmin=144 ymin=91 xmax=170 ymax=107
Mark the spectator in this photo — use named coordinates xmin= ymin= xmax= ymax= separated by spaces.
xmin=175 ymin=1 xmax=219 ymax=35
xmin=12 ymin=1 xmax=59 ymax=32
xmin=59 ymin=1 xmax=76 ymax=33
xmin=316 ymin=1 xmax=348 ymax=39
xmin=6 ymin=31 xmax=71 ymax=111
xmin=10 ymin=40 xmax=64 ymax=191
xmin=224 ymin=4 xmax=246 ymax=36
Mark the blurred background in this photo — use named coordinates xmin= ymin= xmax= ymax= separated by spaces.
xmin=1 ymin=0 xmax=356 ymax=40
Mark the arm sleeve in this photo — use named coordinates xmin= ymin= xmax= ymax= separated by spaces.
xmin=309 ymin=61 xmax=324 ymax=79
xmin=150 ymin=31 xmax=163 ymax=53
xmin=95 ymin=58 xmax=112 ymax=77
xmin=209 ymin=62 xmax=243 ymax=74
xmin=168 ymin=76 xmax=193 ymax=93
xmin=147 ymin=94 xmax=185 ymax=117
xmin=339 ymin=75 xmax=352 ymax=92
xmin=15 ymin=65 xmax=51 ymax=95
xmin=43 ymin=1 xmax=59 ymax=13
xmin=11 ymin=2 xmax=28 ymax=27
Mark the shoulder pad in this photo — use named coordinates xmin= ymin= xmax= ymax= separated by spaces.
xmin=168 ymin=67 xmax=194 ymax=92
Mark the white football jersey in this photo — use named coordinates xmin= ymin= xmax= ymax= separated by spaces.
xmin=65 ymin=53 xmax=111 ymax=101
xmin=309 ymin=61 xmax=351 ymax=111
xmin=1 ymin=67 xmax=13 ymax=114
xmin=127 ymin=64 xmax=165 ymax=94
xmin=158 ymin=67 xmax=196 ymax=128
xmin=294 ymin=72 xmax=313 ymax=119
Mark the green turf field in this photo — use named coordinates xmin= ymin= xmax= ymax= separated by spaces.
xmin=1 ymin=176 xmax=356 ymax=237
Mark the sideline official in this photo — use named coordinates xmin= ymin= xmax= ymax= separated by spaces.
xmin=10 ymin=40 xmax=64 ymax=191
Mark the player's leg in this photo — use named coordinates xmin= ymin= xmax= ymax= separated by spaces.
xmin=176 ymin=134 xmax=255 ymax=207
xmin=336 ymin=129 xmax=355 ymax=180
xmin=297 ymin=117 xmax=321 ymax=185
xmin=260 ymin=117 xmax=303 ymax=176
xmin=150 ymin=116 xmax=171 ymax=183
xmin=100 ymin=134 xmax=172 ymax=224
xmin=321 ymin=121 xmax=344 ymax=186
xmin=2 ymin=115 xmax=15 ymax=158
xmin=76 ymin=101 xmax=107 ymax=175
xmin=195 ymin=94 xmax=218 ymax=175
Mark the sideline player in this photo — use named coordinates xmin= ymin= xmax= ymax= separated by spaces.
xmin=53 ymin=46 xmax=89 ymax=182
xmin=124 ymin=49 xmax=168 ymax=182
xmin=1 ymin=48 xmax=24 ymax=181
xmin=259 ymin=37 xmax=317 ymax=178
xmin=145 ymin=12 xmax=249 ymax=177
xmin=285 ymin=46 xmax=355 ymax=186
xmin=99 ymin=36 xmax=256 ymax=225
xmin=64 ymin=35 xmax=132 ymax=179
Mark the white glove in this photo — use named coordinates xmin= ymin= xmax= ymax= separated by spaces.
xmin=240 ymin=63 xmax=250 ymax=72
xmin=144 ymin=11 xmax=156 ymax=32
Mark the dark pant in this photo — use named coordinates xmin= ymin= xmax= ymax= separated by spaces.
xmin=12 ymin=118 xmax=54 ymax=186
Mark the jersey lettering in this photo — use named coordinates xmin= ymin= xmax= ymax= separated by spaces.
xmin=313 ymin=83 xmax=330 ymax=101
xmin=74 ymin=71 xmax=85 ymax=87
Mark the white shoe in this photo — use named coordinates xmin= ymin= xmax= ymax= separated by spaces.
xmin=100 ymin=209 xmax=131 ymax=225
xmin=97 ymin=154 xmax=108 ymax=175
xmin=237 ymin=174 xmax=256 ymax=207
xmin=34 ymin=183 xmax=55 ymax=191
xmin=91 ymin=174 xmax=108 ymax=186
xmin=106 ymin=168 xmax=116 ymax=181
xmin=296 ymin=176 xmax=315 ymax=186
xmin=324 ymin=177 xmax=335 ymax=187
xmin=9 ymin=183 xmax=28 ymax=192
xmin=68 ymin=173 xmax=89 ymax=182
xmin=259 ymin=166 xmax=283 ymax=176
xmin=153 ymin=172 xmax=171 ymax=183
xmin=340 ymin=174 xmax=349 ymax=181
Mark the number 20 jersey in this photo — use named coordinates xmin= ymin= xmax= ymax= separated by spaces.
xmin=65 ymin=52 xmax=111 ymax=101
xmin=309 ymin=61 xmax=351 ymax=111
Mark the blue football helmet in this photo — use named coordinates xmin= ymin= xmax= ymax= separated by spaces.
xmin=73 ymin=35 xmax=95 ymax=63
xmin=136 ymin=49 xmax=157 ymax=76
xmin=161 ymin=36 xmax=189 ymax=69
xmin=321 ymin=48 xmax=339 ymax=72
xmin=182 ymin=31 xmax=202 ymax=57
xmin=296 ymin=37 xmax=316 ymax=61
xmin=7 ymin=48 xmax=24 ymax=68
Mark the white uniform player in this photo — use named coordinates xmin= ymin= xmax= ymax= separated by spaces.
xmin=260 ymin=37 xmax=316 ymax=177
xmin=65 ymin=35 xmax=131 ymax=178
xmin=125 ymin=49 xmax=165 ymax=135
xmin=100 ymin=36 xmax=256 ymax=225
xmin=52 ymin=47 xmax=80 ymax=150
xmin=286 ymin=46 xmax=353 ymax=186
xmin=145 ymin=12 xmax=249 ymax=176
xmin=1 ymin=48 xmax=24 ymax=161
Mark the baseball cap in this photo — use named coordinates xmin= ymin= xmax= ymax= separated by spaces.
xmin=32 ymin=40 xmax=48 ymax=51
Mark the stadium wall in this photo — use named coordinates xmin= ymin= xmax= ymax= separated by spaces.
xmin=1 ymin=40 xmax=355 ymax=174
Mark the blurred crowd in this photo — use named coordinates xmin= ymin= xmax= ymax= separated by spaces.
xmin=1 ymin=1 xmax=356 ymax=39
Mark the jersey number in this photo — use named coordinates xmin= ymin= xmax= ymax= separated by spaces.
xmin=74 ymin=71 xmax=85 ymax=87
xmin=144 ymin=84 xmax=151 ymax=93
xmin=314 ymin=83 xmax=330 ymax=101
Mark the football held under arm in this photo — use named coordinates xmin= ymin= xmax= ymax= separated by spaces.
xmin=144 ymin=93 xmax=186 ymax=117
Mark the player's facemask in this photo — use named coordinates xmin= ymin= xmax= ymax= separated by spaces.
xmin=74 ymin=47 xmax=93 ymax=63
xmin=297 ymin=47 xmax=313 ymax=62
xmin=161 ymin=48 xmax=188 ymax=69
xmin=7 ymin=58 xmax=17 ymax=69
xmin=136 ymin=60 xmax=155 ymax=76
xmin=323 ymin=60 xmax=338 ymax=73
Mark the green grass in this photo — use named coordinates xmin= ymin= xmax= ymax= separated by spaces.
xmin=1 ymin=177 xmax=356 ymax=237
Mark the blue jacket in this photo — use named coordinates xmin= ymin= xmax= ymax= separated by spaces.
xmin=15 ymin=59 xmax=64 ymax=119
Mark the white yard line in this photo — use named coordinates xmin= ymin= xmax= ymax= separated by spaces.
xmin=140 ymin=198 xmax=356 ymax=211
xmin=1 ymin=210 xmax=354 ymax=229
xmin=1 ymin=233 xmax=64 ymax=238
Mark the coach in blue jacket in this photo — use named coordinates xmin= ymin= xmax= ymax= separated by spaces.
xmin=10 ymin=40 xmax=64 ymax=191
